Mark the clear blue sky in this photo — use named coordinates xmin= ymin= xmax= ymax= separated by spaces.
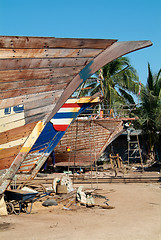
xmin=0 ymin=0 xmax=160 ymax=85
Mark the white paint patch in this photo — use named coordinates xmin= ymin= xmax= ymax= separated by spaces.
xmin=0 ymin=119 xmax=25 ymax=133
xmin=58 ymin=107 xmax=80 ymax=113
xmin=50 ymin=118 xmax=73 ymax=125
xmin=0 ymin=105 xmax=25 ymax=133
xmin=0 ymin=137 xmax=27 ymax=149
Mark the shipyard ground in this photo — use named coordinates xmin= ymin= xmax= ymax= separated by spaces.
xmin=0 ymin=182 xmax=161 ymax=240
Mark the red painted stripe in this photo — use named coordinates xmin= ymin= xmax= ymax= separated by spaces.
xmin=19 ymin=163 xmax=35 ymax=168
xmin=18 ymin=169 xmax=31 ymax=172
xmin=20 ymin=159 xmax=39 ymax=165
xmin=61 ymin=103 xmax=83 ymax=108
xmin=53 ymin=124 xmax=68 ymax=131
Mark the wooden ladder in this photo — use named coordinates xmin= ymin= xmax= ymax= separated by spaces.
xmin=127 ymin=133 xmax=143 ymax=168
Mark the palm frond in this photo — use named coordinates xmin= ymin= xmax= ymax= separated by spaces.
xmin=118 ymin=88 xmax=135 ymax=104
xmin=135 ymin=64 xmax=161 ymax=153
xmin=147 ymin=63 xmax=154 ymax=91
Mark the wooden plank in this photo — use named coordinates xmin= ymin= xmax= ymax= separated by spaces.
xmin=0 ymin=48 xmax=103 ymax=59
xmin=24 ymin=96 xmax=55 ymax=111
xmin=0 ymin=118 xmax=25 ymax=133
xmin=0 ymin=58 xmax=92 ymax=71
xmin=0 ymin=121 xmax=37 ymax=145
xmin=0 ymin=67 xmax=81 ymax=82
xmin=0 ymin=36 xmax=117 ymax=49
xmin=0 ymin=90 xmax=63 ymax=109
xmin=0 ymin=137 xmax=27 ymax=149
xmin=0 ymin=83 xmax=67 ymax=100
xmin=0 ymin=156 xmax=15 ymax=169
xmin=24 ymin=103 xmax=55 ymax=118
xmin=0 ymin=145 xmax=22 ymax=160
xmin=25 ymin=113 xmax=47 ymax=125
xmin=0 ymin=111 xmax=24 ymax=125
xmin=0 ymin=76 xmax=72 ymax=91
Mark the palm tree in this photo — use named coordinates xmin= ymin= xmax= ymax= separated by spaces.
xmin=134 ymin=64 xmax=161 ymax=162
xmin=77 ymin=57 xmax=139 ymax=116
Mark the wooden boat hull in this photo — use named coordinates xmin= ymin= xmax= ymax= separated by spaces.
xmin=0 ymin=36 xmax=152 ymax=193
xmin=15 ymin=96 xmax=99 ymax=180
xmin=54 ymin=118 xmax=124 ymax=167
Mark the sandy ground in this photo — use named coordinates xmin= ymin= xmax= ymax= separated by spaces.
xmin=0 ymin=182 xmax=161 ymax=240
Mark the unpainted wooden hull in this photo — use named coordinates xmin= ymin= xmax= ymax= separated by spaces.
xmin=0 ymin=36 xmax=152 ymax=193
xmin=54 ymin=118 xmax=124 ymax=167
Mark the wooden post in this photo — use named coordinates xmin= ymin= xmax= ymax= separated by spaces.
xmin=109 ymin=154 xmax=114 ymax=169
xmin=137 ymin=135 xmax=144 ymax=171
xmin=117 ymin=154 xmax=121 ymax=168
xmin=89 ymin=121 xmax=93 ymax=189
xmin=92 ymin=119 xmax=98 ymax=189
xmin=73 ymin=119 xmax=78 ymax=186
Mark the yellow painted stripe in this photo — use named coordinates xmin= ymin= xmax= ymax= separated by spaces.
xmin=20 ymin=121 xmax=44 ymax=153
xmin=65 ymin=97 xmax=99 ymax=104
xmin=76 ymin=96 xmax=100 ymax=103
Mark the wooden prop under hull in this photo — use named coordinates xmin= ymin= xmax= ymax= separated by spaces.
xmin=54 ymin=118 xmax=124 ymax=167
xmin=0 ymin=36 xmax=152 ymax=193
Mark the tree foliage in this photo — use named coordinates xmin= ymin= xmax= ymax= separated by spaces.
xmin=77 ymin=57 xmax=139 ymax=108
xmin=134 ymin=64 xmax=161 ymax=161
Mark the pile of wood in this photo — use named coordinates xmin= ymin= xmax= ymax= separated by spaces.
xmin=8 ymin=180 xmax=114 ymax=213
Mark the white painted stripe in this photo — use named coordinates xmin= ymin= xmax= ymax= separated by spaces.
xmin=50 ymin=118 xmax=73 ymax=125
xmin=57 ymin=107 xmax=80 ymax=113
xmin=0 ymin=137 xmax=27 ymax=149
xmin=0 ymin=112 xmax=25 ymax=125
xmin=65 ymin=99 xmax=78 ymax=103
xmin=0 ymin=105 xmax=24 ymax=118
xmin=0 ymin=119 xmax=25 ymax=133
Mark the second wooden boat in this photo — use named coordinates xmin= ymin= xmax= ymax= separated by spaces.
xmin=54 ymin=118 xmax=125 ymax=167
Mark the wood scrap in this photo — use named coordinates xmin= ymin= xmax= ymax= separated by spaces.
xmin=57 ymin=190 xmax=77 ymax=203
xmin=93 ymin=204 xmax=115 ymax=209
xmin=65 ymin=197 xmax=76 ymax=208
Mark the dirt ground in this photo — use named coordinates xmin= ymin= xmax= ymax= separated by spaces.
xmin=0 ymin=182 xmax=161 ymax=240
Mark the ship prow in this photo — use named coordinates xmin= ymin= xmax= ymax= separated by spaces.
xmin=0 ymin=36 xmax=152 ymax=193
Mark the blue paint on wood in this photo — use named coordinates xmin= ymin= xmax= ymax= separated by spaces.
xmin=4 ymin=105 xmax=24 ymax=115
xmin=79 ymin=61 xmax=93 ymax=82
xmin=53 ymin=112 xmax=78 ymax=119
xmin=29 ymin=122 xmax=57 ymax=152
xmin=29 ymin=103 xmax=92 ymax=156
